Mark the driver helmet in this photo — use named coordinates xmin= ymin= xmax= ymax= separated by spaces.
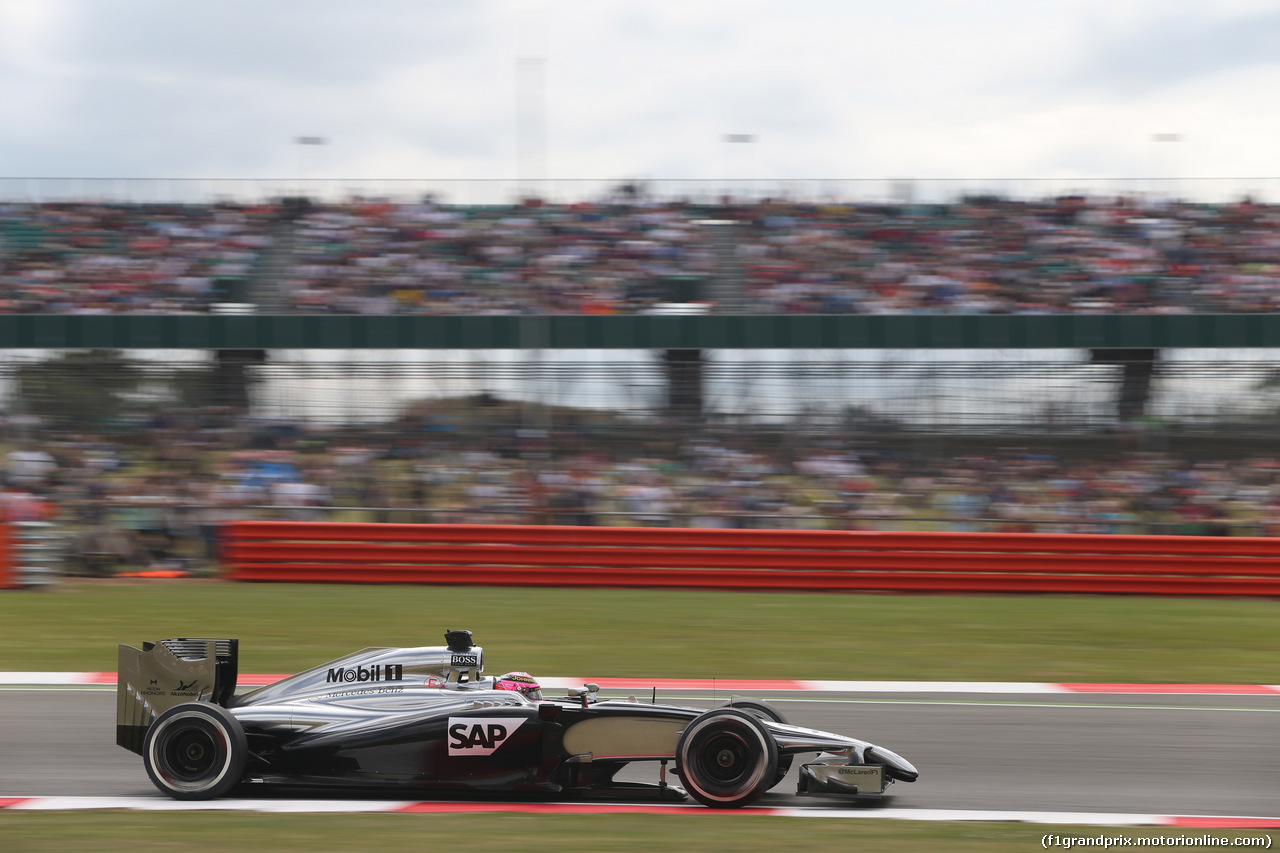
xmin=493 ymin=671 xmax=542 ymax=701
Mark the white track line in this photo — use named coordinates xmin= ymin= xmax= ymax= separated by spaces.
xmin=799 ymin=680 xmax=1070 ymax=693
xmin=3 ymin=797 xmax=1280 ymax=827
xmin=0 ymin=673 xmax=95 ymax=685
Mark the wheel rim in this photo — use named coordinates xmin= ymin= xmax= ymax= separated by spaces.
xmin=163 ymin=725 xmax=220 ymax=781
xmin=701 ymin=733 xmax=751 ymax=786
xmin=149 ymin=712 xmax=231 ymax=793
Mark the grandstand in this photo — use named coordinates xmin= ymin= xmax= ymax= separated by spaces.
xmin=1 ymin=178 xmax=1279 ymax=573
xmin=6 ymin=179 xmax=1280 ymax=315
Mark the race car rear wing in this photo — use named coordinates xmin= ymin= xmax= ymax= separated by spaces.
xmin=116 ymin=638 xmax=239 ymax=755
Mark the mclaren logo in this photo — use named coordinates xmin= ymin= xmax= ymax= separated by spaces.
xmin=326 ymin=664 xmax=404 ymax=684
xmin=837 ymin=767 xmax=881 ymax=776
xmin=447 ymin=717 xmax=525 ymax=756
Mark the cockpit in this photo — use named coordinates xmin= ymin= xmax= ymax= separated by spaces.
xmin=439 ymin=629 xmax=543 ymax=701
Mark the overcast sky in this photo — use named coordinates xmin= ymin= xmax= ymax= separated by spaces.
xmin=3 ymin=0 xmax=1279 ymax=196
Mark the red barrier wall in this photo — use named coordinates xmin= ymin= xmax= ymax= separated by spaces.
xmin=221 ymin=522 xmax=1280 ymax=596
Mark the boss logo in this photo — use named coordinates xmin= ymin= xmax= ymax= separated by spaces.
xmin=450 ymin=653 xmax=479 ymax=668
xmin=447 ymin=716 xmax=526 ymax=756
xmin=326 ymin=664 xmax=404 ymax=683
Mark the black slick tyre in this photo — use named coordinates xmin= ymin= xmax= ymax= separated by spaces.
xmin=725 ymin=698 xmax=792 ymax=787
xmin=675 ymin=708 xmax=779 ymax=808
xmin=725 ymin=698 xmax=787 ymax=725
xmin=143 ymin=702 xmax=247 ymax=800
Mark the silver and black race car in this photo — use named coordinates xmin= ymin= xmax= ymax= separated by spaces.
xmin=116 ymin=630 xmax=918 ymax=808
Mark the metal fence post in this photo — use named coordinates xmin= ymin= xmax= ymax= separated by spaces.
xmin=13 ymin=522 xmax=59 ymax=589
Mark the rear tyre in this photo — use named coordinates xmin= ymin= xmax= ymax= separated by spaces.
xmin=725 ymin=698 xmax=792 ymax=787
xmin=143 ymin=702 xmax=247 ymax=800
xmin=675 ymin=708 xmax=779 ymax=808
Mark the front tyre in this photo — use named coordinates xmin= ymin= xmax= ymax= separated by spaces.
xmin=675 ymin=708 xmax=779 ymax=808
xmin=725 ymin=698 xmax=787 ymax=725
xmin=726 ymin=698 xmax=792 ymax=787
xmin=143 ymin=702 xmax=247 ymax=800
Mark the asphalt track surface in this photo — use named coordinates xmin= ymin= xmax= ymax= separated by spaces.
xmin=3 ymin=687 xmax=1278 ymax=817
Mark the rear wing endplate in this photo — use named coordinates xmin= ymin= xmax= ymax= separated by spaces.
xmin=116 ymin=638 xmax=239 ymax=754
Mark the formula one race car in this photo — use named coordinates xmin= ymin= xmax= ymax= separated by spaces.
xmin=116 ymin=631 xmax=918 ymax=808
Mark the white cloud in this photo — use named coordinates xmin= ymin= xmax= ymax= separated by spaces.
xmin=0 ymin=0 xmax=1277 ymax=199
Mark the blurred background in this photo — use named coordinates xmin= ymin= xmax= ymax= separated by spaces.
xmin=3 ymin=1 xmax=1280 ymax=578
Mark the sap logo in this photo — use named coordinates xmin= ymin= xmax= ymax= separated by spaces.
xmin=326 ymin=664 xmax=404 ymax=684
xmin=450 ymin=653 xmax=479 ymax=668
xmin=447 ymin=717 xmax=526 ymax=756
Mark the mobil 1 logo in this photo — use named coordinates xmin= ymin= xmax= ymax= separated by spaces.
xmin=447 ymin=717 xmax=526 ymax=756
xmin=326 ymin=664 xmax=404 ymax=684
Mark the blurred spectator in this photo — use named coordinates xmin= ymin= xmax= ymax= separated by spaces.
xmin=0 ymin=482 xmax=53 ymax=521
xmin=8 ymin=445 xmax=56 ymax=486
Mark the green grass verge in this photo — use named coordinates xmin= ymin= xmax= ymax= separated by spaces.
xmin=5 ymin=812 xmax=1260 ymax=853
xmin=4 ymin=581 xmax=1279 ymax=682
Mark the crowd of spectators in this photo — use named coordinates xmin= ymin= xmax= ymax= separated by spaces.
xmin=285 ymin=197 xmax=715 ymax=315
xmin=6 ymin=410 xmax=1277 ymax=576
xmin=0 ymin=202 xmax=273 ymax=313
xmin=2 ymin=193 xmax=1279 ymax=315
xmin=734 ymin=195 xmax=1273 ymax=314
